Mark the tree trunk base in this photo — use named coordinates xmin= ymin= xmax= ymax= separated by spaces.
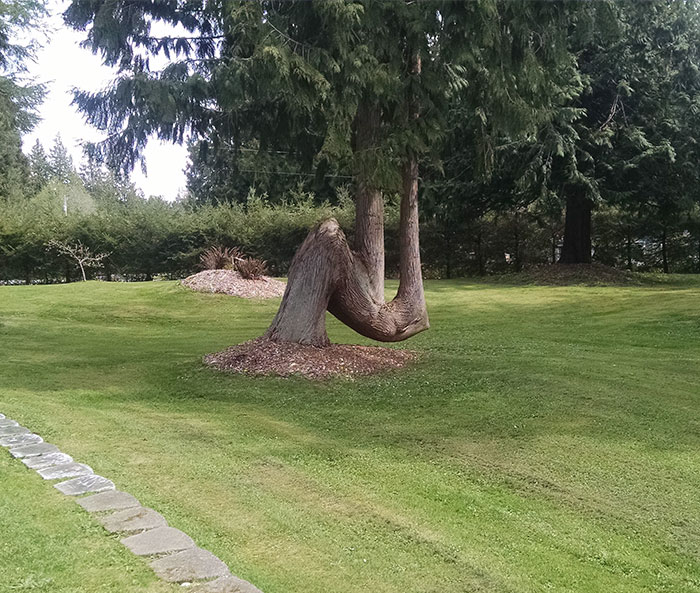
xmin=264 ymin=218 xmax=429 ymax=347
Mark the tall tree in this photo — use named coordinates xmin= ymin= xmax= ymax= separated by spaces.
xmin=66 ymin=0 xmax=577 ymax=345
xmin=28 ymin=138 xmax=50 ymax=191
xmin=0 ymin=0 xmax=45 ymax=201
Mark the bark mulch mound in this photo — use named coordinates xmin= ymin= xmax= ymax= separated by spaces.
xmin=204 ymin=337 xmax=418 ymax=380
xmin=182 ymin=269 xmax=286 ymax=299
xmin=501 ymin=263 xmax=642 ymax=286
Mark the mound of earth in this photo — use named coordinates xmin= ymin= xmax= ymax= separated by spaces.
xmin=504 ymin=263 xmax=641 ymax=286
xmin=182 ymin=269 xmax=286 ymax=299
xmin=204 ymin=337 xmax=418 ymax=380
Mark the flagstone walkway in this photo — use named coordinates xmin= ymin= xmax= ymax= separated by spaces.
xmin=0 ymin=412 xmax=263 ymax=593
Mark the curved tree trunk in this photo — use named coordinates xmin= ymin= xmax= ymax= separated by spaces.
xmin=560 ymin=183 xmax=592 ymax=264
xmin=265 ymin=54 xmax=429 ymax=347
xmin=264 ymin=159 xmax=430 ymax=347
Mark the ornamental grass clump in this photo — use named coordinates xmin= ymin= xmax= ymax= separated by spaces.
xmin=235 ymin=256 xmax=268 ymax=280
xmin=200 ymin=246 xmax=243 ymax=270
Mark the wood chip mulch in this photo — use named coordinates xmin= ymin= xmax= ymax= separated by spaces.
xmin=203 ymin=337 xmax=418 ymax=380
xmin=181 ymin=269 xmax=286 ymax=299
xmin=497 ymin=263 xmax=642 ymax=286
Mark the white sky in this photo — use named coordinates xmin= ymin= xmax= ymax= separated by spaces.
xmin=22 ymin=0 xmax=188 ymax=201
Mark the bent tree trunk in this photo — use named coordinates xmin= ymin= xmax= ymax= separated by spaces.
xmin=266 ymin=67 xmax=429 ymax=346
xmin=559 ymin=184 xmax=593 ymax=264
xmin=264 ymin=157 xmax=429 ymax=346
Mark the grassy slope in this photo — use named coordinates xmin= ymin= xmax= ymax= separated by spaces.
xmin=0 ymin=279 xmax=699 ymax=593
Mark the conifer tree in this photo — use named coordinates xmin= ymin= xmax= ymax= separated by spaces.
xmin=65 ymin=0 xmax=578 ymax=344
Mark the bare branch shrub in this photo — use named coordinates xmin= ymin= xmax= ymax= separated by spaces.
xmin=47 ymin=240 xmax=110 ymax=282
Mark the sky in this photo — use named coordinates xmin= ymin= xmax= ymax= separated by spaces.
xmin=22 ymin=0 xmax=189 ymax=201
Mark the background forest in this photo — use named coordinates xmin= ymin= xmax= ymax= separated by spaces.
xmin=2 ymin=0 xmax=700 ymax=283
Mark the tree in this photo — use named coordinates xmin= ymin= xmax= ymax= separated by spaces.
xmin=66 ymin=0 xmax=578 ymax=345
xmin=48 ymin=134 xmax=76 ymax=185
xmin=28 ymin=139 xmax=51 ymax=192
xmin=0 ymin=0 xmax=45 ymax=202
xmin=47 ymin=239 xmax=109 ymax=281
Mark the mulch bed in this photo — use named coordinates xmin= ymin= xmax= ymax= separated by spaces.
xmin=204 ymin=337 xmax=418 ymax=380
xmin=500 ymin=263 xmax=642 ymax=286
xmin=182 ymin=269 xmax=286 ymax=299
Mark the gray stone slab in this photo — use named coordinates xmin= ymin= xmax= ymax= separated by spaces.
xmin=193 ymin=575 xmax=264 ymax=593
xmin=76 ymin=490 xmax=140 ymax=513
xmin=23 ymin=452 xmax=73 ymax=469
xmin=10 ymin=442 xmax=59 ymax=458
xmin=98 ymin=506 xmax=167 ymax=534
xmin=0 ymin=425 xmax=29 ymax=437
xmin=38 ymin=462 xmax=93 ymax=480
xmin=0 ymin=433 xmax=43 ymax=448
xmin=76 ymin=490 xmax=139 ymax=512
xmin=150 ymin=548 xmax=230 ymax=583
xmin=121 ymin=526 xmax=195 ymax=556
xmin=0 ymin=419 xmax=18 ymax=427
xmin=55 ymin=475 xmax=115 ymax=496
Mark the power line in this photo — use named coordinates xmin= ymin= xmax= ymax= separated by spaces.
xmin=237 ymin=168 xmax=353 ymax=180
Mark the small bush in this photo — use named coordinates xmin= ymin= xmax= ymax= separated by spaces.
xmin=236 ymin=256 xmax=268 ymax=279
xmin=200 ymin=246 xmax=242 ymax=270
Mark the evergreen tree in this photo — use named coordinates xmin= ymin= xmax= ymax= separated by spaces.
xmin=48 ymin=134 xmax=76 ymax=185
xmin=28 ymin=139 xmax=51 ymax=192
xmin=0 ymin=0 xmax=45 ymax=202
xmin=66 ymin=0 xmax=582 ymax=344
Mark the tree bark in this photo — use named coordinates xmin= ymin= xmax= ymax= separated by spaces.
xmin=559 ymin=184 xmax=592 ymax=264
xmin=661 ymin=226 xmax=669 ymax=273
xmin=626 ymin=231 xmax=632 ymax=270
xmin=264 ymin=54 xmax=429 ymax=347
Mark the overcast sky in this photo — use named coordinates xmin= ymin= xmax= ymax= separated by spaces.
xmin=23 ymin=0 xmax=189 ymax=201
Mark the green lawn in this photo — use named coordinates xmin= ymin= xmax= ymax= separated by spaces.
xmin=1 ymin=278 xmax=699 ymax=593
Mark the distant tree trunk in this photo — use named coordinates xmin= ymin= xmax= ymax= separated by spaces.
xmin=513 ymin=212 xmax=522 ymax=272
xmin=65 ymin=263 xmax=71 ymax=283
xmin=445 ymin=230 xmax=452 ymax=279
xmin=559 ymin=184 xmax=592 ymax=264
xmin=661 ymin=226 xmax=669 ymax=273
xmin=697 ymin=238 xmax=700 ymax=273
xmin=551 ymin=233 xmax=557 ymax=264
xmin=626 ymin=231 xmax=633 ymax=271
xmin=265 ymin=67 xmax=429 ymax=346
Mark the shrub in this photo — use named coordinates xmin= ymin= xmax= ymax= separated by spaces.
xmin=235 ymin=256 xmax=268 ymax=279
xmin=200 ymin=246 xmax=242 ymax=270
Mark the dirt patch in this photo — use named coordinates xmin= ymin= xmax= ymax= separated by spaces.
xmin=182 ymin=269 xmax=286 ymax=299
xmin=500 ymin=263 xmax=642 ymax=286
xmin=204 ymin=337 xmax=418 ymax=380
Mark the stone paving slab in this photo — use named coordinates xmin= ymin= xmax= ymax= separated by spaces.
xmin=121 ymin=526 xmax=195 ymax=556
xmin=0 ymin=414 xmax=265 ymax=592
xmin=99 ymin=506 xmax=167 ymax=534
xmin=0 ymin=433 xmax=43 ymax=448
xmin=77 ymin=490 xmax=140 ymax=513
xmin=23 ymin=452 xmax=73 ymax=469
xmin=55 ymin=475 xmax=115 ymax=496
xmin=38 ymin=462 xmax=93 ymax=480
xmin=0 ymin=425 xmax=30 ymax=437
xmin=10 ymin=443 xmax=59 ymax=458
xmin=150 ymin=548 xmax=230 ymax=583
xmin=192 ymin=575 xmax=264 ymax=593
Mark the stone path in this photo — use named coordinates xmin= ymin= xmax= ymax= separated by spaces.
xmin=0 ymin=413 xmax=264 ymax=593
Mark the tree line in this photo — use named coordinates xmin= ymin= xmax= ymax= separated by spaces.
xmin=2 ymin=1 xmax=700 ymax=286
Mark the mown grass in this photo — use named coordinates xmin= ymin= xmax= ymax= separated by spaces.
xmin=0 ymin=278 xmax=699 ymax=593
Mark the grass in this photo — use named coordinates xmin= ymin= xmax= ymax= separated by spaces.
xmin=0 ymin=278 xmax=699 ymax=593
